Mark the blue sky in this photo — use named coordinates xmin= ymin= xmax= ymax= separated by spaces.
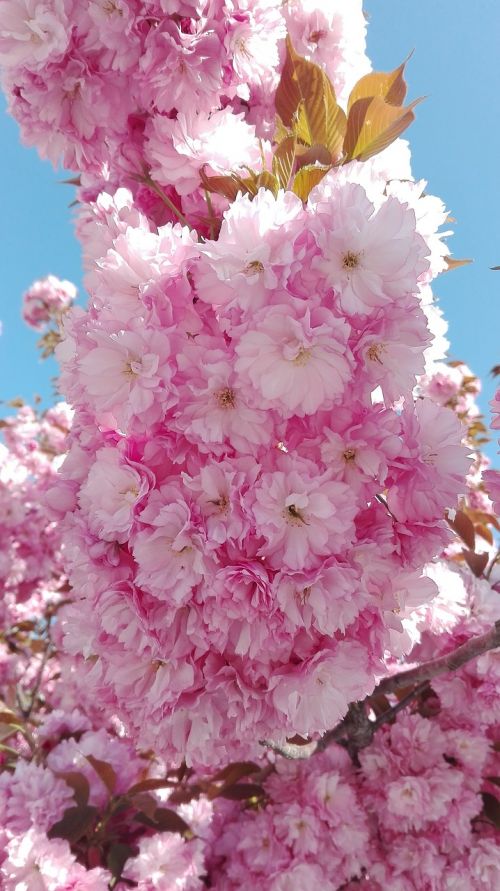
xmin=0 ymin=0 xmax=498 ymax=457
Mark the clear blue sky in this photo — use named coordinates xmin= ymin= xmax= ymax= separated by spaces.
xmin=0 ymin=0 xmax=499 ymax=456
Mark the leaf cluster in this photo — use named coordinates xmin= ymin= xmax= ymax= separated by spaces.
xmin=202 ymin=38 xmax=421 ymax=203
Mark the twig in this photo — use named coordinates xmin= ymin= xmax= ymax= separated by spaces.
xmin=376 ymin=619 xmax=500 ymax=696
xmin=268 ymin=622 xmax=500 ymax=762
xmin=138 ymin=171 xmax=192 ymax=231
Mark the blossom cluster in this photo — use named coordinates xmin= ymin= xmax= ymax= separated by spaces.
xmin=1 ymin=0 xmax=368 ymax=187
xmin=0 ymin=406 xmax=498 ymax=889
xmin=0 ymin=0 xmax=473 ymax=764
xmin=0 ymin=399 xmax=71 ymax=630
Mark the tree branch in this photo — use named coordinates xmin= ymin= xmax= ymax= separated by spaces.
xmin=264 ymin=622 xmax=500 ymax=762
xmin=375 ymin=619 xmax=500 ymax=697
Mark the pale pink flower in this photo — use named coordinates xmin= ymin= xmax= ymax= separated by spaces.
xmin=194 ymin=188 xmax=305 ymax=309
xmin=77 ymin=325 xmax=174 ymax=432
xmin=123 ymin=832 xmax=205 ymax=890
xmin=313 ymin=183 xmax=429 ymax=315
xmin=388 ymin=399 xmax=472 ymax=523
xmin=0 ymin=760 xmax=73 ymax=834
xmin=173 ymin=351 xmax=271 ymax=455
xmin=78 ymin=448 xmax=152 ymax=542
xmin=0 ymin=829 xmax=110 ymax=891
xmin=251 ymin=455 xmax=356 ymax=569
xmin=132 ymin=483 xmax=206 ymax=604
xmin=0 ymin=0 xmax=70 ymax=69
xmin=274 ymin=560 xmax=364 ymax=635
xmin=272 ymin=643 xmax=374 ymax=734
xmin=224 ymin=0 xmax=286 ymax=84
xmin=22 ymin=274 xmax=76 ymax=329
xmin=235 ymin=305 xmax=352 ymax=416
xmin=146 ymin=108 xmax=262 ymax=196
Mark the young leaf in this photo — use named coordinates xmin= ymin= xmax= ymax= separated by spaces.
xmin=272 ymin=136 xmax=296 ymax=189
xmin=85 ymin=754 xmax=117 ymax=795
xmin=481 ymin=792 xmax=500 ymax=828
xmin=445 ymin=509 xmax=475 ymax=550
xmin=344 ymin=96 xmax=422 ymax=162
xmin=127 ymin=777 xmax=176 ymax=797
xmin=462 ymin=549 xmax=489 ymax=578
xmin=56 ymin=771 xmax=90 ymax=807
xmin=347 ymin=55 xmax=412 ymax=111
xmin=219 ymin=783 xmax=265 ymax=801
xmin=275 ymin=38 xmax=345 ymax=152
xmin=292 ymin=164 xmax=331 ymax=201
xmin=107 ymin=843 xmax=134 ymax=880
xmin=48 ymin=804 xmax=98 ymax=844
xmin=154 ymin=807 xmax=192 ymax=834
xmin=211 ymin=761 xmax=261 ymax=784
xmin=444 ymin=256 xmax=473 ymax=271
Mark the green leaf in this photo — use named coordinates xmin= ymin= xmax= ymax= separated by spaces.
xmin=344 ymin=95 xmax=422 ymax=162
xmin=48 ymin=805 xmax=98 ymax=843
xmin=85 ymin=755 xmax=117 ymax=795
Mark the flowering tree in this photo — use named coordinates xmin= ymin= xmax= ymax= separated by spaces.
xmin=0 ymin=1 xmax=499 ymax=888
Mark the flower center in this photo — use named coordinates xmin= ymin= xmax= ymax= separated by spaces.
xmin=216 ymin=388 xmax=236 ymax=409
xmin=309 ymin=29 xmax=327 ymax=44
xmin=291 ymin=345 xmax=312 ymax=366
xmin=243 ymin=260 xmax=264 ymax=275
xmin=285 ymin=504 xmax=307 ymax=525
xmin=342 ymin=250 xmax=361 ymax=270
xmin=343 ymin=447 xmax=357 ymax=463
xmin=367 ymin=343 xmax=385 ymax=364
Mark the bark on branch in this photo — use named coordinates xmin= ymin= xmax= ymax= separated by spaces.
xmin=262 ymin=621 xmax=500 ymax=761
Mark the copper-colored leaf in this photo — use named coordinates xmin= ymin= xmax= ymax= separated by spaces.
xmin=152 ymin=807 xmax=192 ymax=835
xmin=85 ymin=755 xmax=117 ymax=794
xmin=127 ymin=777 xmax=176 ymax=797
xmin=275 ymin=37 xmax=346 ymax=153
xmin=56 ymin=771 xmax=90 ymax=807
xmin=475 ymin=523 xmax=494 ymax=546
xmin=273 ymin=136 xmax=296 ymax=189
xmin=292 ymin=164 xmax=331 ymax=201
xmin=130 ymin=792 xmax=160 ymax=819
xmin=323 ymin=76 xmax=347 ymax=158
xmin=107 ymin=843 xmax=133 ymax=880
xmin=444 ymin=256 xmax=473 ymax=271
xmin=463 ymin=549 xmax=489 ymax=578
xmin=295 ymin=142 xmax=333 ymax=171
xmin=200 ymin=169 xmax=246 ymax=202
xmin=344 ymin=95 xmax=422 ymax=162
xmin=219 ymin=783 xmax=265 ymax=801
xmin=347 ymin=55 xmax=412 ymax=112
xmin=255 ymin=170 xmax=279 ymax=196
xmin=481 ymin=792 xmax=500 ymax=828
xmin=48 ymin=805 xmax=98 ymax=843
xmin=211 ymin=762 xmax=260 ymax=784
xmin=446 ymin=509 xmax=475 ymax=550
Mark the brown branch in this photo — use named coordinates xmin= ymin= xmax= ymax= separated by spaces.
xmin=266 ymin=622 xmax=500 ymax=763
xmin=375 ymin=619 xmax=500 ymax=697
